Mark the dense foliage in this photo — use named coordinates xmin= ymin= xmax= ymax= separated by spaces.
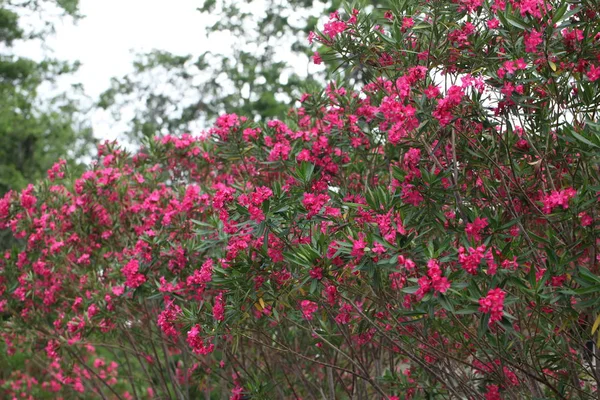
xmin=1 ymin=0 xmax=600 ymax=398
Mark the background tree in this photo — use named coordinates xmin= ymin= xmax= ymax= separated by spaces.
xmin=0 ymin=0 xmax=96 ymax=196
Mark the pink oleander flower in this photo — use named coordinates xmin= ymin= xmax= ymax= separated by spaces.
xmin=300 ymin=300 xmax=318 ymax=320
xmin=313 ymin=51 xmax=323 ymax=65
xmin=487 ymin=18 xmax=500 ymax=29
xmin=541 ymin=188 xmax=576 ymax=213
xmin=479 ymin=288 xmax=506 ymax=326
xmin=458 ymin=245 xmax=486 ymax=275
xmin=323 ymin=20 xmax=347 ymax=38
xmin=465 ymin=217 xmax=488 ymax=242
xmin=187 ymin=324 xmax=215 ymax=355
xmin=302 ymin=193 xmax=330 ymax=218
xmin=351 ymin=233 xmax=367 ymax=258
xmin=524 ymin=29 xmax=543 ymax=53
xmin=485 ymin=384 xmax=501 ymax=400
xmin=158 ymin=300 xmax=182 ymax=338
xmin=122 ymin=259 xmax=146 ymax=289
xmin=213 ymin=292 xmax=225 ymax=322
xmin=587 ymin=64 xmax=600 ymax=82
xmin=579 ymin=212 xmax=593 ymax=227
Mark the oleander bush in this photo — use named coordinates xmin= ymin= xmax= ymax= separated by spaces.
xmin=1 ymin=0 xmax=599 ymax=398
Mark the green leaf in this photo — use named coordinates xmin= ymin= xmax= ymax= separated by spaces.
xmin=309 ymin=279 xmax=318 ymax=294
xmin=439 ymin=296 xmax=455 ymax=312
xmin=577 ymin=267 xmax=600 ymax=284
xmin=552 ymin=2 xmax=568 ymax=24
xmin=504 ymin=14 xmax=530 ymax=30
xmin=570 ymin=130 xmax=599 ymax=149
xmin=455 ymin=306 xmax=479 ymax=315
xmin=401 ymin=286 xmax=419 ymax=294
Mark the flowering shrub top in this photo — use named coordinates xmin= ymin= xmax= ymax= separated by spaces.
xmin=1 ymin=0 xmax=600 ymax=398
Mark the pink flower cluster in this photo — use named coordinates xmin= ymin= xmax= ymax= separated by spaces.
xmin=524 ymin=29 xmax=543 ymax=53
xmin=157 ymin=300 xmax=182 ymax=338
xmin=323 ymin=12 xmax=347 ymax=39
xmin=186 ymin=259 xmax=214 ymax=296
xmin=479 ymin=288 xmax=506 ymax=326
xmin=432 ymin=85 xmax=464 ymax=126
xmin=121 ymin=259 xmax=146 ymax=289
xmin=541 ymin=188 xmax=576 ymax=214
xmin=416 ymin=259 xmax=451 ymax=299
xmin=213 ymin=292 xmax=225 ymax=322
xmin=300 ymin=300 xmax=318 ymax=320
xmin=458 ymin=245 xmax=486 ymax=275
xmin=238 ymin=186 xmax=273 ymax=222
xmin=465 ymin=217 xmax=488 ymax=242
xmin=302 ymin=193 xmax=330 ymax=218
xmin=186 ymin=324 xmax=215 ymax=355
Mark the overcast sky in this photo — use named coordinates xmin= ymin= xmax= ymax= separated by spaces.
xmin=48 ymin=1 xmax=240 ymax=97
